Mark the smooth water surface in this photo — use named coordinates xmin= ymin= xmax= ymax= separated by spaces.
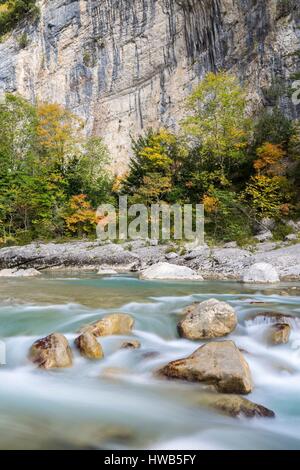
xmin=0 ymin=272 xmax=300 ymax=450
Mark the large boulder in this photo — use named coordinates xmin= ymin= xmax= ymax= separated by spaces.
xmin=0 ymin=268 xmax=41 ymax=277
xmin=268 ymin=323 xmax=291 ymax=345
xmin=178 ymin=299 xmax=237 ymax=340
xmin=140 ymin=262 xmax=203 ymax=281
xmin=200 ymin=393 xmax=275 ymax=418
xmin=242 ymin=262 xmax=280 ymax=283
xmin=75 ymin=332 xmax=103 ymax=359
xmin=159 ymin=341 xmax=253 ymax=394
xmin=80 ymin=313 xmax=134 ymax=337
xmin=29 ymin=333 xmax=73 ymax=369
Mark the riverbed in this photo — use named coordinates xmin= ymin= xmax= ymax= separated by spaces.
xmin=0 ymin=272 xmax=300 ymax=449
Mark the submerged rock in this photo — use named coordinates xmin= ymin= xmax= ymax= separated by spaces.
xmin=159 ymin=341 xmax=253 ymax=394
xmin=75 ymin=332 xmax=103 ymax=359
xmin=268 ymin=323 xmax=291 ymax=345
xmin=121 ymin=340 xmax=141 ymax=349
xmin=245 ymin=311 xmax=300 ymax=329
xmin=200 ymin=393 xmax=275 ymax=418
xmin=140 ymin=262 xmax=203 ymax=281
xmin=242 ymin=262 xmax=280 ymax=283
xmin=178 ymin=299 xmax=237 ymax=340
xmin=0 ymin=268 xmax=41 ymax=277
xmin=80 ymin=313 xmax=134 ymax=337
xmin=29 ymin=333 xmax=73 ymax=369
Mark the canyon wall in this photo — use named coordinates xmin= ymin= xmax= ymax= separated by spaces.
xmin=0 ymin=0 xmax=299 ymax=172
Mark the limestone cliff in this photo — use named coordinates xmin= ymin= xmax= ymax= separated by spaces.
xmin=0 ymin=0 xmax=299 ymax=172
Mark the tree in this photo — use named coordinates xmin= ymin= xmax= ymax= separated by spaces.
xmin=182 ymin=72 xmax=250 ymax=176
xmin=254 ymin=142 xmax=285 ymax=176
xmin=123 ymin=129 xmax=187 ymax=203
xmin=36 ymin=102 xmax=83 ymax=172
xmin=63 ymin=194 xmax=97 ymax=237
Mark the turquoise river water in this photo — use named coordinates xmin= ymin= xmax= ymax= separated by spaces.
xmin=0 ymin=272 xmax=300 ymax=449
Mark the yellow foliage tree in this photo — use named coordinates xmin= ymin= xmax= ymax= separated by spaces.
xmin=64 ymin=194 xmax=96 ymax=236
xmin=254 ymin=142 xmax=286 ymax=176
xmin=36 ymin=102 xmax=83 ymax=170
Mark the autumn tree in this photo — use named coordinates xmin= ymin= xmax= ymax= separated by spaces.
xmin=36 ymin=102 xmax=83 ymax=172
xmin=123 ymin=128 xmax=187 ymax=203
xmin=182 ymin=71 xmax=250 ymax=176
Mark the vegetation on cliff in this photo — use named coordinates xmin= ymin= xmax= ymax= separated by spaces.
xmin=0 ymin=1 xmax=38 ymax=37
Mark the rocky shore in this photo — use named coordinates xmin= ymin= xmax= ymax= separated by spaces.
xmin=0 ymin=238 xmax=300 ymax=281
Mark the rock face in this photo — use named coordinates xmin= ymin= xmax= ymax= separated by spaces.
xmin=242 ymin=263 xmax=280 ymax=283
xmin=80 ymin=313 xmax=134 ymax=337
xmin=178 ymin=299 xmax=237 ymax=340
xmin=140 ymin=262 xmax=203 ymax=281
xmin=75 ymin=332 xmax=103 ymax=359
xmin=201 ymin=393 xmax=275 ymax=418
xmin=29 ymin=333 xmax=73 ymax=369
xmin=0 ymin=1 xmax=299 ymax=170
xmin=159 ymin=341 xmax=253 ymax=394
xmin=268 ymin=323 xmax=291 ymax=345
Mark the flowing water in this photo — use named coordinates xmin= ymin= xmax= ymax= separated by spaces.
xmin=0 ymin=272 xmax=300 ymax=450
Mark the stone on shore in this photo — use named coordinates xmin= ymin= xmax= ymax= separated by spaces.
xmin=80 ymin=313 xmax=134 ymax=337
xmin=29 ymin=333 xmax=73 ymax=369
xmin=254 ymin=230 xmax=273 ymax=242
xmin=97 ymin=267 xmax=118 ymax=275
xmin=0 ymin=268 xmax=41 ymax=277
xmin=242 ymin=262 xmax=280 ymax=283
xmin=268 ymin=323 xmax=291 ymax=345
xmin=178 ymin=299 xmax=237 ymax=340
xmin=159 ymin=341 xmax=253 ymax=394
xmin=140 ymin=262 xmax=203 ymax=281
xmin=75 ymin=332 xmax=103 ymax=359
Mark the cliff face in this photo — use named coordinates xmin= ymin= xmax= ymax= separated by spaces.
xmin=0 ymin=0 xmax=299 ymax=172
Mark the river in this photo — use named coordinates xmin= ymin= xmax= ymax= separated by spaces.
xmin=0 ymin=272 xmax=300 ymax=449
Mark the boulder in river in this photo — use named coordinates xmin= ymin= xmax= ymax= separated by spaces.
xmin=242 ymin=262 xmax=280 ymax=283
xmin=178 ymin=298 xmax=237 ymax=340
xmin=159 ymin=341 xmax=253 ymax=394
xmin=200 ymin=393 xmax=275 ymax=418
xmin=140 ymin=262 xmax=203 ymax=281
xmin=75 ymin=332 xmax=103 ymax=359
xmin=268 ymin=323 xmax=291 ymax=345
xmin=80 ymin=313 xmax=134 ymax=337
xmin=29 ymin=333 xmax=73 ymax=369
xmin=0 ymin=268 xmax=41 ymax=277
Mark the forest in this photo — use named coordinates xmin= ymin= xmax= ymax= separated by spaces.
xmin=0 ymin=71 xmax=299 ymax=246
